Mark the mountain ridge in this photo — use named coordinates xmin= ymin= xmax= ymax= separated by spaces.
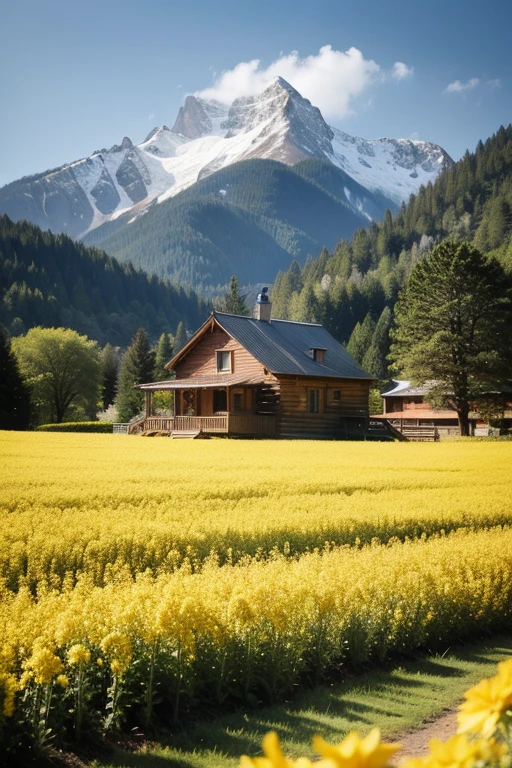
xmin=0 ymin=77 xmax=452 ymax=240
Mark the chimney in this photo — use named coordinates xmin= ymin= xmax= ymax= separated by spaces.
xmin=254 ymin=286 xmax=272 ymax=322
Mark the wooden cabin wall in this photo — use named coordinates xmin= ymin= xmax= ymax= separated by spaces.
xmin=174 ymin=325 xmax=266 ymax=379
xmin=277 ymin=376 xmax=371 ymax=438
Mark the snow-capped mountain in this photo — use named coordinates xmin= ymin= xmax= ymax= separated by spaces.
xmin=0 ymin=77 xmax=452 ymax=238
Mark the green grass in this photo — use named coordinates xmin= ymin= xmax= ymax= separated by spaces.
xmin=91 ymin=634 xmax=512 ymax=768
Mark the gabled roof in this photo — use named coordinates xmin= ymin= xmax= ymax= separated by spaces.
xmin=168 ymin=311 xmax=372 ymax=380
xmin=381 ymin=380 xmax=430 ymax=397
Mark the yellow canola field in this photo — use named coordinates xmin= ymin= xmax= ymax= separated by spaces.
xmin=1 ymin=527 xmax=511 ymax=730
xmin=1 ymin=431 xmax=512 ymax=743
xmin=1 ymin=431 xmax=512 ymax=589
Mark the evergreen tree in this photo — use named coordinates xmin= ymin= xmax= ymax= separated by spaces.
xmin=389 ymin=240 xmax=512 ymax=435
xmin=223 ymin=276 xmax=249 ymax=315
xmin=99 ymin=343 xmax=119 ymax=410
xmin=115 ymin=329 xmax=155 ymax=422
xmin=154 ymin=332 xmax=174 ymax=381
xmin=173 ymin=322 xmax=187 ymax=356
xmin=362 ymin=306 xmax=392 ymax=380
xmin=0 ymin=326 xmax=30 ymax=430
xmin=346 ymin=313 xmax=376 ymax=364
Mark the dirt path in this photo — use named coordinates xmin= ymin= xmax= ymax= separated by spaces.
xmin=394 ymin=709 xmax=459 ymax=762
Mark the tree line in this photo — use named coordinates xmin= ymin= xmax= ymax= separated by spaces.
xmin=0 ymin=279 xmax=245 ymax=429
xmin=0 ymin=215 xmax=209 ymax=347
xmin=270 ymin=124 xmax=512 ymax=385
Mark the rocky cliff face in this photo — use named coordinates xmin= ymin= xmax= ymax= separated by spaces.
xmin=0 ymin=78 xmax=453 ymax=237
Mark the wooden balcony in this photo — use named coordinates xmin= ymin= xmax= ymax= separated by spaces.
xmin=141 ymin=413 xmax=277 ymax=437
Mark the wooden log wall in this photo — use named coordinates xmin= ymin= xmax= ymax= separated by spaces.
xmin=277 ymin=376 xmax=371 ymax=438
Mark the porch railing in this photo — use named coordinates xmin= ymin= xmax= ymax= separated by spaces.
xmin=175 ymin=415 xmax=228 ymax=432
xmin=141 ymin=413 xmax=276 ymax=435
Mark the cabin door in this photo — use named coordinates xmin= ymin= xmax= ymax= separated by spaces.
xmin=213 ymin=388 xmax=227 ymax=413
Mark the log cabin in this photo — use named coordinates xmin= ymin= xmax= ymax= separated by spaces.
xmin=376 ymin=380 xmax=512 ymax=438
xmin=138 ymin=290 xmax=376 ymax=439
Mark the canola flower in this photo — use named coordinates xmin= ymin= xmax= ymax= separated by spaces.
xmin=457 ymin=659 xmax=512 ymax=738
xmin=404 ymin=734 xmax=507 ymax=768
xmin=313 ymin=729 xmax=401 ymax=768
xmin=240 ymin=730 xmax=401 ymax=768
xmin=240 ymin=731 xmax=314 ymax=767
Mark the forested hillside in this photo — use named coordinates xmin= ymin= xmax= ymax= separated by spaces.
xmin=270 ymin=125 xmax=512 ymax=380
xmin=0 ymin=216 xmax=208 ymax=346
xmin=83 ymin=158 xmax=394 ymax=292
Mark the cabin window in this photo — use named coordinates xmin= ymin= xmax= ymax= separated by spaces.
xmin=216 ymin=350 xmax=232 ymax=373
xmin=328 ymin=388 xmax=341 ymax=403
xmin=213 ymin=389 xmax=227 ymax=412
xmin=308 ymin=389 xmax=320 ymax=414
xmin=311 ymin=348 xmax=326 ymax=364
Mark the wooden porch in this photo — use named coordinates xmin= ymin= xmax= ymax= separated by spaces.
xmin=140 ymin=413 xmax=277 ymax=437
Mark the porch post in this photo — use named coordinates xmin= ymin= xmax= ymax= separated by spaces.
xmin=145 ymin=390 xmax=153 ymax=416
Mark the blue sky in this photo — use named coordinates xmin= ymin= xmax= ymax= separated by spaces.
xmin=1 ymin=0 xmax=511 ymax=187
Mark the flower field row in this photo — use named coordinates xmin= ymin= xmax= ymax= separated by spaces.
xmin=1 ymin=433 xmax=512 ymax=590
xmin=1 ymin=527 xmax=512 ymax=749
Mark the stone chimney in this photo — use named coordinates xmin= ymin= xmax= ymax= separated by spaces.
xmin=254 ymin=286 xmax=272 ymax=322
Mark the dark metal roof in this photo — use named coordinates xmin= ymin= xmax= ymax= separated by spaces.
xmin=213 ymin=311 xmax=372 ymax=380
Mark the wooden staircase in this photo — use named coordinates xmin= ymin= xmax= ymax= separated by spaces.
xmin=171 ymin=429 xmax=202 ymax=439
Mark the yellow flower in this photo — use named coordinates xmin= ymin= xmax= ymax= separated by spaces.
xmin=56 ymin=674 xmax=69 ymax=689
xmin=313 ymin=729 xmax=400 ymax=768
xmin=67 ymin=644 xmax=91 ymax=666
xmin=457 ymin=658 xmax=512 ymax=738
xmin=0 ymin=673 xmax=17 ymax=717
xmin=240 ymin=731 xmax=314 ymax=767
xmin=100 ymin=632 xmax=132 ymax=677
xmin=404 ymin=733 xmax=506 ymax=768
xmin=24 ymin=644 xmax=63 ymax=685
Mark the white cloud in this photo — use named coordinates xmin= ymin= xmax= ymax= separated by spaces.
xmin=196 ymin=45 xmax=393 ymax=120
xmin=392 ymin=62 xmax=414 ymax=80
xmin=487 ymin=78 xmax=501 ymax=89
xmin=147 ymin=112 xmax=155 ymax=121
xmin=443 ymin=77 xmax=480 ymax=94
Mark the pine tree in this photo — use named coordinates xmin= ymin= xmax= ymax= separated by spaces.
xmin=0 ymin=326 xmax=30 ymax=430
xmin=99 ymin=343 xmax=119 ymax=409
xmin=346 ymin=313 xmax=376 ymax=364
xmin=173 ymin=322 xmax=187 ymax=356
xmin=154 ymin=332 xmax=174 ymax=380
xmin=361 ymin=306 xmax=392 ymax=379
xmin=223 ymin=276 xmax=249 ymax=315
xmin=115 ymin=329 xmax=156 ymax=422
xmin=389 ymin=240 xmax=512 ymax=435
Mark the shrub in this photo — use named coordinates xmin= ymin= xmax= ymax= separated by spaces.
xmin=35 ymin=422 xmax=113 ymax=433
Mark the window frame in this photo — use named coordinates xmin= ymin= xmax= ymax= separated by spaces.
xmin=216 ymin=349 xmax=232 ymax=373
xmin=308 ymin=388 xmax=321 ymax=414
xmin=327 ymin=388 xmax=342 ymax=404
xmin=311 ymin=348 xmax=326 ymax=364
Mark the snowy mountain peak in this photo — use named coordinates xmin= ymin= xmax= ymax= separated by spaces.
xmin=171 ymin=95 xmax=228 ymax=139
xmin=0 ymin=77 xmax=453 ymax=239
